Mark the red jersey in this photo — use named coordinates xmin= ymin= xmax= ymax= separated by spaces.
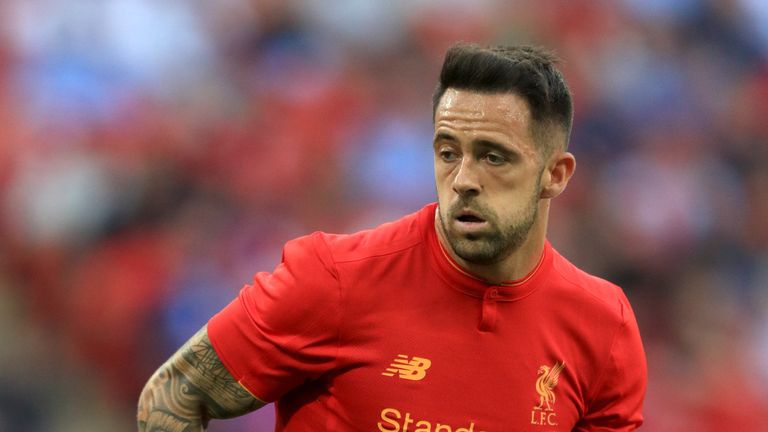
xmin=208 ymin=203 xmax=646 ymax=431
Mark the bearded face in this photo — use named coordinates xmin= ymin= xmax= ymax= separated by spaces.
xmin=437 ymin=176 xmax=541 ymax=265
xmin=433 ymin=89 xmax=547 ymax=267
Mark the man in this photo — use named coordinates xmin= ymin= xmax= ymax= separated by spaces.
xmin=138 ymin=43 xmax=647 ymax=431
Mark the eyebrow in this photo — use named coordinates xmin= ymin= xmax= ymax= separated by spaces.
xmin=433 ymin=131 xmax=522 ymax=162
xmin=474 ymin=139 xmax=516 ymax=157
xmin=434 ymin=132 xmax=458 ymax=143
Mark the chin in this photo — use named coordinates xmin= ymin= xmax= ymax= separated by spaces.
xmin=450 ymin=238 xmax=504 ymax=265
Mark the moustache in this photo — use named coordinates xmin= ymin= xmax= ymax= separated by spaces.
xmin=449 ymin=199 xmax=494 ymax=221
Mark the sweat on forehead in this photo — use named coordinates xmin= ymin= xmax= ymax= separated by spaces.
xmin=437 ymin=89 xmax=531 ymax=120
xmin=434 ymin=89 xmax=542 ymax=161
xmin=436 ymin=88 xmax=561 ymax=160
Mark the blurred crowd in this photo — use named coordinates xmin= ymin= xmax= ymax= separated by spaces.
xmin=0 ymin=0 xmax=766 ymax=430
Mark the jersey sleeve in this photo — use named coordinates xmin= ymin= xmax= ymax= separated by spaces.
xmin=574 ymin=296 xmax=647 ymax=431
xmin=207 ymin=232 xmax=340 ymax=403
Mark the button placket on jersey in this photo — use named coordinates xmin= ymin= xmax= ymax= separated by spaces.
xmin=479 ymin=287 xmax=500 ymax=332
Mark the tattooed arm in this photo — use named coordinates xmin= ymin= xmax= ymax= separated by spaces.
xmin=137 ymin=325 xmax=265 ymax=431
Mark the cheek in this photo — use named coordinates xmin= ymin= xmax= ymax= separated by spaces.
xmin=434 ymin=164 xmax=455 ymax=188
xmin=434 ymin=173 xmax=449 ymax=202
xmin=488 ymin=172 xmax=540 ymax=209
xmin=498 ymin=164 xmax=541 ymax=192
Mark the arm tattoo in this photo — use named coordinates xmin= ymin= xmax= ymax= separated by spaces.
xmin=137 ymin=325 xmax=265 ymax=431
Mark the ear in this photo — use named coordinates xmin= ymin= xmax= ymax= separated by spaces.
xmin=539 ymin=151 xmax=576 ymax=199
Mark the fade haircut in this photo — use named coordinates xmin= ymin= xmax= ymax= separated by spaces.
xmin=432 ymin=43 xmax=574 ymax=155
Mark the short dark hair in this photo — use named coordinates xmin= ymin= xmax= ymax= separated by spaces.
xmin=432 ymin=43 xmax=573 ymax=154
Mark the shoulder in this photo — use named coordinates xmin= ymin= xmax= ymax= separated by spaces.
xmin=309 ymin=204 xmax=435 ymax=265
xmin=266 ymin=204 xmax=434 ymax=311
xmin=548 ymin=247 xmax=634 ymax=325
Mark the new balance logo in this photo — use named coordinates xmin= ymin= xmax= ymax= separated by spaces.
xmin=382 ymin=354 xmax=432 ymax=381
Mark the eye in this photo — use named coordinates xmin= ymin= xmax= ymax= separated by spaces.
xmin=438 ymin=148 xmax=459 ymax=162
xmin=484 ymin=152 xmax=507 ymax=166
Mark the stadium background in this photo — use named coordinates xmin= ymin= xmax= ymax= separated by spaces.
xmin=0 ymin=0 xmax=767 ymax=430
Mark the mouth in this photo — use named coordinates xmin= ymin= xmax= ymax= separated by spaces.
xmin=452 ymin=209 xmax=489 ymax=234
xmin=455 ymin=209 xmax=486 ymax=223
xmin=456 ymin=214 xmax=486 ymax=223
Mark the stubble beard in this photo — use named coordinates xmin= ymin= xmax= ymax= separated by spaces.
xmin=439 ymin=189 xmax=540 ymax=265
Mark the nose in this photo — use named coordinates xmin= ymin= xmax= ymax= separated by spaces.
xmin=452 ymin=158 xmax=481 ymax=196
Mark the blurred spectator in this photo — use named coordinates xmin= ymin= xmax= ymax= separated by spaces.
xmin=0 ymin=0 xmax=766 ymax=430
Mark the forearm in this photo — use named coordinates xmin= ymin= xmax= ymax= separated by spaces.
xmin=137 ymin=325 xmax=264 ymax=431
xmin=137 ymin=360 xmax=208 ymax=432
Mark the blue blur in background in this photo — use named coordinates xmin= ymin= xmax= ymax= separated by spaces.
xmin=0 ymin=0 xmax=767 ymax=430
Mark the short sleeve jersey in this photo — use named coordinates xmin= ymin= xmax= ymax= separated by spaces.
xmin=208 ymin=203 xmax=647 ymax=431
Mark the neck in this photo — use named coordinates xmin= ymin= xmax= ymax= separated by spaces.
xmin=435 ymin=202 xmax=550 ymax=285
